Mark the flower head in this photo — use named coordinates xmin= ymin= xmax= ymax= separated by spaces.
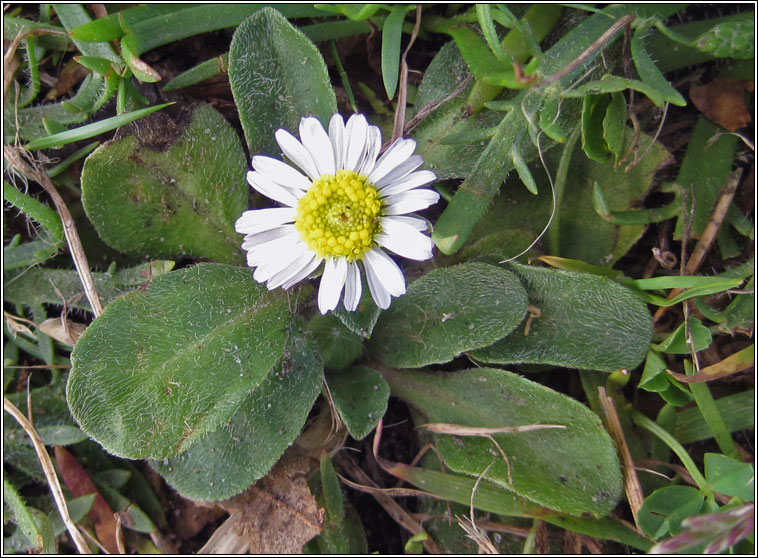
xmin=235 ymin=114 xmax=439 ymax=314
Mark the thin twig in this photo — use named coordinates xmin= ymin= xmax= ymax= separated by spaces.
xmin=391 ymin=6 xmax=422 ymax=142
xmin=534 ymin=15 xmax=634 ymax=89
xmin=597 ymin=387 xmax=644 ymax=528
xmin=653 ymin=168 xmax=743 ymax=323
xmin=4 ymin=397 xmax=91 ymax=553
xmin=4 ymin=146 xmax=103 ymax=317
xmin=403 ymin=73 xmax=473 ymax=136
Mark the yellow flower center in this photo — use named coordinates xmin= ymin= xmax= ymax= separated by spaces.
xmin=295 ymin=169 xmax=382 ymax=260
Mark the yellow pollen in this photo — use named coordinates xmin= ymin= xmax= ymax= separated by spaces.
xmin=295 ymin=169 xmax=382 ymax=260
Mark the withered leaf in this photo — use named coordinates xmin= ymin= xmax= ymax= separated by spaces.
xmin=690 ymin=78 xmax=753 ymax=132
xmin=219 ymin=450 xmax=324 ymax=554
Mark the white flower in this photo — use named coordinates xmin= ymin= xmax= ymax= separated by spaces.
xmin=235 ymin=113 xmax=439 ymax=314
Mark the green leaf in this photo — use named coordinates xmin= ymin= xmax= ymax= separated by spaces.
xmin=638 ymin=351 xmax=693 ymax=406
xmin=472 ymin=264 xmax=652 ymax=372
xmin=630 ymin=25 xmax=687 ymax=106
xmin=36 ymin=424 xmax=88 ymax=446
xmin=2 ymin=181 xmax=64 ymax=270
xmin=24 ymin=102 xmax=173 ymax=150
xmin=332 ymin=282 xmax=383 ymax=338
xmin=163 ymin=53 xmax=228 ymax=92
xmin=320 ymin=454 xmax=344 ymax=523
xmin=3 ymin=479 xmax=45 ymax=552
xmin=381 ymin=5 xmax=411 ymax=99
xmin=384 ymin=367 xmax=623 ymax=517
xmin=228 ymin=7 xmax=337 ymax=156
xmin=120 ymin=34 xmax=161 ymax=82
xmin=653 ymin=317 xmax=712 ymax=354
xmin=638 ymin=485 xmax=704 ymax=539
xmin=151 ymin=329 xmax=322 ymax=500
xmin=326 ymin=366 xmax=389 ymax=440
xmin=704 ymin=453 xmax=754 ymax=502
xmin=368 ymin=263 xmax=528 ymax=368
xmin=53 ymin=3 xmax=124 ymax=70
xmin=673 ymin=116 xmax=739 ymax=240
xmin=675 ymin=390 xmax=754 ymax=444
xmin=309 ymin=313 xmax=364 ymax=370
xmin=564 ymin=75 xmax=665 ymax=107
xmin=603 ymin=92 xmax=627 ymax=163
xmin=3 ymin=261 xmax=175 ymax=313
xmin=67 ymin=264 xmax=290 ymax=459
xmin=80 ymin=103 xmax=247 ymax=264
xmin=581 ymin=93 xmax=614 ymax=163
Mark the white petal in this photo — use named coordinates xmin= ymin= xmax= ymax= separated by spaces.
xmin=299 ymin=117 xmax=335 ymax=176
xmin=379 ymin=170 xmax=436 ymax=196
xmin=357 ymin=125 xmax=382 ymax=176
xmin=375 ymin=154 xmax=423 ymax=188
xmin=363 ymin=248 xmax=405 ymax=297
xmin=384 ymin=215 xmax=429 ymax=231
xmin=282 ymin=254 xmax=323 ymax=290
xmin=344 ymin=114 xmax=368 ymax=171
xmin=368 ymin=138 xmax=416 ymax=184
xmin=252 ymin=156 xmax=311 ymax=191
xmin=235 ymin=208 xmax=296 ymax=234
xmin=275 ymin=128 xmax=320 ymax=180
xmin=247 ymin=232 xmax=302 ymax=269
xmin=383 ymin=189 xmax=440 ymax=215
xmin=267 ymin=250 xmax=318 ymax=290
xmin=253 ymin=239 xmax=307 ymax=283
xmin=241 ymin=225 xmax=294 ymax=250
xmin=247 ymin=171 xmax=300 ymax=207
xmin=364 ymin=259 xmax=391 ymax=310
xmin=376 ymin=218 xmax=434 ymax=260
xmin=328 ymin=114 xmax=346 ymax=169
xmin=343 ymin=261 xmax=362 ymax=311
xmin=318 ymin=257 xmax=348 ymax=314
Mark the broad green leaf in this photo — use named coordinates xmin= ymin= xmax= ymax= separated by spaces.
xmin=24 ymin=102 xmax=173 ymax=150
xmin=151 ymin=329 xmax=322 ymax=500
xmin=412 ymin=40 xmax=501 ymax=181
xmin=705 ymin=453 xmax=754 ymax=502
xmin=638 ymin=351 xmax=693 ymax=406
xmin=3 ymin=261 xmax=175 ymax=313
xmin=368 ymin=263 xmax=528 ymax=368
xmin=67 ymin=264 xmax=290 ymax=459
xmin=228 ymin=7 xmax=337 ymax=156
xmin=36 ymin=425 xmax=88 ymax=446
xmin=472 ymin=264 xmax=652 ymax=372
xmin=3 ymin=16 xmax=71 ymax=51
xmin=384 ymin=367 xmax=624 ymax=517
xmin=309 ymin=313 xmax=364 ymax=370
xmin=479 ymin=128 xmax=670 ymax=265
xmin=638 ymin=485 xmax=705 ymax=539
xmin=81 ymin=103 xmax=247 ymax=264
xmin=326 ymin=366 xmax=389 ymax=440
xmin=332 ymin=281 xmax=383 ymax=338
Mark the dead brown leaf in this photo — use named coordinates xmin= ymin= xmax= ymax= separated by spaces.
xmin=218 ymin=450 xmax=323 ymax=554
xmin=54 ymin=446 xmax=119 ymax=554
xmin=689 ymin=78 xmax=753 ymax=132
xmin=38 ymin=317 xmax=87 ymax=345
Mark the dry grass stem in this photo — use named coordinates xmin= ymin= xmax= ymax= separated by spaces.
xmin=598 ymin=387 xmax=644 ymax=527
xmin=3 ymin=397 xmax=91 ymax=553
xmin=4 ymin=146 xmax=104 ymax=317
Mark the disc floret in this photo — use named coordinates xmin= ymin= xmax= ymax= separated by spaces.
xmin=295 ymin=169 xmax=382 ymax=260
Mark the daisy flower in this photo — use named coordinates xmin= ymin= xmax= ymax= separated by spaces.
xmin=235 ymin=113 xmax=439 ymax=314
